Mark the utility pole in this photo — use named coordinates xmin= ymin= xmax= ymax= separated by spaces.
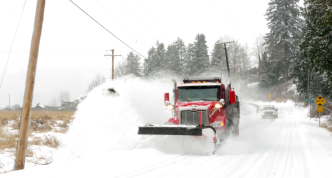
xmin=15 ymin=0 xmax=45 ymax=170
xmin=308 ymin=69 xmax=310 ymax=119
xmin=216 ymin=41 xmax=234 ymax=79
xmin=104 ymin=49 xmax=121 ymax=80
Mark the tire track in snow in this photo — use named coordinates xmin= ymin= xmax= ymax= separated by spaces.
xmin=205 ymin=106 xmax=283 ymax=177
xmin=255 ymin=106 xmax=312 ymax=178
xmin=117 ymin=155 xmax=200 ymax=177
xmin=113 ymin=102 xmax=332 ymax=178
xmin=237 ymin=107 xmax=292 ymax=177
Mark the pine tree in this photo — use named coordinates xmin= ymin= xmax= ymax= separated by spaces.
xmin=181 ymin=43 xmax=193 ymax=77
xmin=260 ymin=51 xmax=279 ymax=87
xmin=143 ymin=47 xmax=155 ymax=77
xmin=264 ymin=0 xmax=303 ymax=83
xmin=126 ymin=52 xmax=141 ymax=76
xmin=142 ymin=41 xmax=167 ymax=77
xmin=186 ymin=34 xmax=210 ymax=76
xmin=174 ymin=38 xmax=187 ymax=76
xmin=154 ymin=41 xmax=166 ymax=72
xmin=252 ymin=34 xmax=266 ymax=81
xmin=211 ymin=40 xmax=226 ymax=72
xmin=164 ymin=44 xmax=180 ymax=73
xmin=300 ymin=0 xmax=332 ymax=98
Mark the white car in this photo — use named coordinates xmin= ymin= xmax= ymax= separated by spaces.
xmin=261 ymin=105 xmax=278 ymax=119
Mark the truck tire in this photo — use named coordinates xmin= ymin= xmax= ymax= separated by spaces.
xmin=233 ymin=107 xmax=240 ymax=136
xmin=233 ymin=124 xmax=239 ymax=136
xmin=225 ymin=120 xmax=232 ymax=137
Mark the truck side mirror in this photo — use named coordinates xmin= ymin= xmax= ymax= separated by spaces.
xmin=276 ymin=109 xmax=278 ymax=111
xmin=220 ymin=99 xmax=225 ymax=105
xmin=229 ymin=91 xmax=236 ymax=104
xmin=164 ymin=93 xmax=169 ymax=106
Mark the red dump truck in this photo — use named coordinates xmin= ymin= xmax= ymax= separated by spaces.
xmin=138 ymin=77 xmax=240 ymax=148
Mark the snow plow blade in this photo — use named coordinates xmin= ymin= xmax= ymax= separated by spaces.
xmin=138 ymin=125 xmax=202 ymax=136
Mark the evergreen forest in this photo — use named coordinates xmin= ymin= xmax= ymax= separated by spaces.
xmin=114 ymin=0 xmax=332 ymax=99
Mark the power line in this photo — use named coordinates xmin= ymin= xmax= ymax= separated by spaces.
xmin=0 ymin=50 xmax=106 ymax=53
xmin=69 ymin=0 xmax=147 ymax=59
xmin=95 ymin=0 xmax=149 ymax=49
xmin=0 ymin=0 xmax=27 ymax=91
xmin=0 ymin=69 xmax=115 ymax=71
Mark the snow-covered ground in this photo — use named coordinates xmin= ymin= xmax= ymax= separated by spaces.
xmin=2 ymin=77 xmax=332 ymax=177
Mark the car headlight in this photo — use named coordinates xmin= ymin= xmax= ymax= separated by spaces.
xmin=215 ymin=103 xmax=222 ymax=109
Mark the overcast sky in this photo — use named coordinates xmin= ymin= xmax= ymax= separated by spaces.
xmin=0 ymin=0 xmax=293 ymax=106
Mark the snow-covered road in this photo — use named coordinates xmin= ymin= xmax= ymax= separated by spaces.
xmin=2 ymin=79 xmax=332 ymax=178
xmin=110 ymin=102 xmax=332 ymax=178
xmin=4 ymin=102 xmax=332 ymax=178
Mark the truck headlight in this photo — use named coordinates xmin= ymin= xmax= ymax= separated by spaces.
xmin=215 ymin=103 xmax=222 ymax=109
xmin=212 ymin=121 xmax=224 ymax=127
xmin=166 ymin=104 xmax=174 ymax=110
xmin=273 ymin=112 xmax=275 ymax=115
xmin=262 ymin=112 xmax=265 ymax=115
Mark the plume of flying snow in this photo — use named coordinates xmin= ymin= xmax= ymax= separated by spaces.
xmin=55 ymin=75 xmax=219 ymax=160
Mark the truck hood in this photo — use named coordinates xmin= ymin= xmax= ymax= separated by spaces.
xmin=263 ymin=110 xmax=275 ymax=112
xmin=176 ymin=101 xmax=218 ymax=111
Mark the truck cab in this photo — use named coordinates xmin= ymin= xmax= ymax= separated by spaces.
xmin=165 ymin=77 xmax=240 ymax=139
xmin=138 ymin=77 xmax=240 ymax=144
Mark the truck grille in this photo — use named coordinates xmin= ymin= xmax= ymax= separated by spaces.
xmin=265 ymin=112 xmax=273 ymax=116
xmin=180 ymin=110 xmax=209 ymax=126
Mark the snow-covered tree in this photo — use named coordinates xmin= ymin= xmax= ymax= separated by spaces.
xmin=174 ymin=38 xmax=187 ymax=76
xmin=186 ymin=34 xmax=210 ymax=76
xmin=264 ymin=0 xmax=303 ymax=82
xmin=114 ymin=59 xmax=129 ymax=78
xmin=298 ymin=0 xmax=332 ymax=98
xmin=211 ymin=38 xmax=226 ymax=72
xmin=142 ymin=41 xmax=166 ymax=77
xmin=239 ymin=43 xmax=252 ymax=73
xmin=114 ymin=52 xmax=141 ymax=77
xmin=143 ymin=47 xmax=156 ymax=77
xmin=164 ymin=44 xmax=180 ymax=73
xmin=126 ymin=52 xmax=141 ymax=76
xmin=252 ymin=34 xmax=266 ymax=80
xmin=154 ymin=41 xmax=166 ymax=72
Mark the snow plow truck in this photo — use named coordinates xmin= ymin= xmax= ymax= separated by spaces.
xmin=138 ymin=77 xmax=240 ymax=147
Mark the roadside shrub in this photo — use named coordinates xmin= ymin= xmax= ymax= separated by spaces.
xmin=43 ymin=134 xmax=61 ymax=148
xmin=0 ymin=131 xmax=18 ymax=150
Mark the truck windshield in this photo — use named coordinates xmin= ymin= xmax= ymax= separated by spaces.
xmin=263 ymin=107 xmax=275 ymax=110
xmin=178 ymin=86 xmax=220 ymax=102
